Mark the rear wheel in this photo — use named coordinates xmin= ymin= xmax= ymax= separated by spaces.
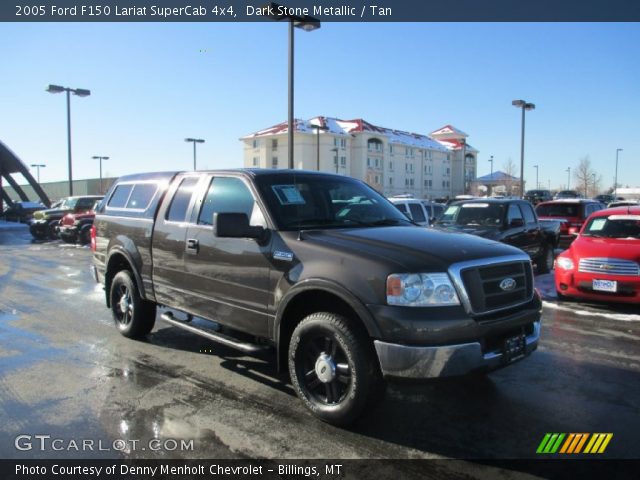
xmin=110 ymin=270 xmax=156 ymax=338
xmin=288 ymin=312 xmax=383 ymax=426
xmin=537 ymin=244 xmax=554 ymax=274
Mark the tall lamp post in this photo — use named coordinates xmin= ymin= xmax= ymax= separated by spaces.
xmin=488 ymin=155 xmax=494 ymax=196
xmin=266 ymin=3 xmax=321 ymax=169
xmin=460 ymin=138 xmax=467 ymax=194
xmin=47 ymin=84 xmax=91 ymax=196
xmin=308 ymin=121 xmax=329 ymax=171
xmin=566 ymin=167 xmax=571 ymax=190
xmin=331 ymin=147 xmax=339 ymax=174
xmin=185 ymin=138 xmax=205 ymax=170
xmin=512 ymin=99 xmax=536 ymax=198
xmin=614 ymin=148 xmax=623 ymax=198
xmin=92 ymin=156 xmax=109 ymax=194
xmin=30 ymin=164 xmax=46 ymax=183
xmin=533 ymin=164 xmax=539 ymax=189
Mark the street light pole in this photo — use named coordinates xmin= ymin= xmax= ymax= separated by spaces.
xmin=47 ymin=84 xmax=91 ymax=196
xmin=566 ymin=167 xmax=571 ymax=190
xmin=308 ymin=121 xmax=328 ymax=171
xmin=534 ymin=164 xmax=539 ymax=189
xmin=331 ymin=147 xmax=339 ymax=174
xmin=30 ymin=164 xmax=46 ymax=183
xmin=266 ymin=3 xmax=321 ymax=170
xmin=460 ymin=138 xmax=466 ymax=195
xmin=614 ymin=148 xmax=623 ymax=198
xmin=185 ymin=138 xmax=205 ymax=170
xmin=512 ymin=99 xmax=536 ymax=198
xmin=92 ymin=156 xmax=109 ymax=194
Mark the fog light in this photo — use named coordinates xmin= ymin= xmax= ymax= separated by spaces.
xmin=559 ymin=284 xmax=568 ymax=291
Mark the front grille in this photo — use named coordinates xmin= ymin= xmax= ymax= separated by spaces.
xmin=459 ymin=260 xmax=533 ymax=314
xmin=578 ymin=258 xmax=639 ymax=276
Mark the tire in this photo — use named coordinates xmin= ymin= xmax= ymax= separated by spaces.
xmin=536 ymin=244 xmax=554 ymax=274
xmin=47 ymin=220 xmax=60 ymax=240
xmin=110 ymin=270 xmax=156 ymax=338
xmin=288 ymin=312 xmax=383 ymax=426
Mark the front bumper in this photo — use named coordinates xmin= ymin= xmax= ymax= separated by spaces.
xmin=374 ymin=320 xmax=540 ymax=379
xmin=556 ymin=270 xmax=640 ymax=304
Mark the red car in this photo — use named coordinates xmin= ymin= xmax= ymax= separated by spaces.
xmin=536 ymin=199 xmax=604 ymax=249
xmin=555 ymin=206 xmax=640 ymax=304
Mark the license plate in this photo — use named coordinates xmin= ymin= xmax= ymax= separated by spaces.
xmin=503 ymin=334 xmax=526 ymax=363
xmin=593 ymin=279 xmax=617 ymax=292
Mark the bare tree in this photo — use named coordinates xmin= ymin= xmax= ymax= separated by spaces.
xmin=502 ymin=158 xmax=518 ymax=196
xmin=574 ymin=156 xmax=600 ymax=198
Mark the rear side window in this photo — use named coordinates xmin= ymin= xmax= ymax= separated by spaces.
xmin=126 ymin=184 xmax=157 ymax=210
xmin=166 ymin=177 xmax=199 ymax=222
xmin=508 ymin=204 xmax=524 ymax=223
xmin=408 ymin=203 xmax=426 ymax=223
xmin=395 ymin=203 xmax=408 ymax=214
xmin=108 ymin=185 xmax=133 ymax=208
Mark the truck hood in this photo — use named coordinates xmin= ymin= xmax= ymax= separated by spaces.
xmin=33 ymin=208 xmax=71 ymax=220
xmin=434 ymin=224 xmax=502 ymax=241
xmin=297 ymin=226 xmax=521 ymax=271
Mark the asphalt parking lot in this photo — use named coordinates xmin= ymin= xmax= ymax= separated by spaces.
xmin=1 ymin=224 xmax=639 ymax=478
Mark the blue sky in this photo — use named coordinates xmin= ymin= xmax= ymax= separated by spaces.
xmin=1 ymin=22 xmax=638 ymax=191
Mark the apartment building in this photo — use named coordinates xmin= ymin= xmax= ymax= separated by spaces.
xmin=241 ymin=117 xmax=477 ymax=199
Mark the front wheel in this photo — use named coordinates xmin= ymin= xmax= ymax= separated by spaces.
xmin=110 ymin=270 xmax=156 ymax=338
xmin=288 ymin=312 xmax=383 ymax=426
xmin=537 ymin=244 xmax=554 ymax=274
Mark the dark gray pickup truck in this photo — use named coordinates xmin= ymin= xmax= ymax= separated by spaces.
xmin=91 ymin=170 xmax=542 ymax=425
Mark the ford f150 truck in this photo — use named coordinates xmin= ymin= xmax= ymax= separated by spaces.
xmin=434 ymin=198 xmax=559 ymax=274
xmin=91 ymin=170 xmax=542 ymax=425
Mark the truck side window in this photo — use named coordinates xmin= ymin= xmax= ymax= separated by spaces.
xmin=507 ymin=204 xmax=524 ymax=224
xmin=126 ymin=184 xmax=158 ymax=210
xmin=108 ymin=184 xmax=133 ymax=208
xmin=408 ymin=203 xmax=426 ymax=223
xmin=166 ymin=177 xmax=199 ymax=222
xmin=521 ymin=203 xmax=536 ymax=225
xmin=198 ymin=177 xmax=256 ymax=226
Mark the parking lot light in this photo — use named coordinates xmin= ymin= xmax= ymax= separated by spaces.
xmin=47 ymin=84 xmax=91 ymax=196
xmin=30 ymin=164 xmax=46 ymax=183
xmin=512 ymin=99 xmax=535 ymax=198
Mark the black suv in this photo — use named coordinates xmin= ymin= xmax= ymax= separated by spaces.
xmin=524 ymin=189 xmax=552 ymax=205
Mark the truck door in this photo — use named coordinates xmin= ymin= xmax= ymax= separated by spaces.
xmin=503 ymin=203 xmax=529 ymax=255
xmin=151 ymin=175 xmax=202 ymax=312
xmin=520 ymin=202 xmax=543 ymax=260
xmin=182 ymin=175 xmax=272 ymax=338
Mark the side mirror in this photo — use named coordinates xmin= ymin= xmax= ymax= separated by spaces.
xmin=215 ymin=212 xmax=264 ymax=239
xmin=509 ymin=218 xmax=525 ymax=228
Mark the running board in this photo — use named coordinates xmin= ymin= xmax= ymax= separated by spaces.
xmin=160 ymin=312 xmax=270 ymax=353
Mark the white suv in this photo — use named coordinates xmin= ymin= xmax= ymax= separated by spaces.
xmin=389 ymin=198 xmax=444 ymax=226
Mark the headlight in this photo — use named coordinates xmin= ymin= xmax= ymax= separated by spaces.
xmin=556 ymin=257 xmax=574 ymax=270
xmin=387 ymin=273 xmax=460 ymax=306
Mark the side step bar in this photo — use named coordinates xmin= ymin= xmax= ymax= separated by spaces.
xmin=160 ymin=311 xmax=270 ymax=354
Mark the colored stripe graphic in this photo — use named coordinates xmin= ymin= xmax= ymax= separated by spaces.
xmin=538 ymin=433 xmax=614 ymax=454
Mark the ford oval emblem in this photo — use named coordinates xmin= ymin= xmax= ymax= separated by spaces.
xmin=499 ymin=278 xmax=517 ymax=291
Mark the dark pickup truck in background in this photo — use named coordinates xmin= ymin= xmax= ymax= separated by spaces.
xmin=92 ymin=170 xmax=542 ymax=425
xmin=434 ymin=198 xmax=559 ymax=274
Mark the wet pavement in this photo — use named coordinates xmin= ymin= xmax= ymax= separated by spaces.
xmin=0 ymin=226 xmax=639 ymax=472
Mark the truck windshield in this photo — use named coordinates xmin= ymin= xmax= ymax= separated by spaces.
xmin=254 ymin=173 xmax=413 ymax=231
xmin=437 ymin=203 xmax=505 ymax=227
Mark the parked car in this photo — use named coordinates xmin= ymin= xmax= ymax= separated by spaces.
xmin=535 ymin=199 xmax=605 ymax=249
xmin=555 ymin=206 xmax=640 ymax=303
xmin=434 ymin=198 xmax=558 ymax=273
xmin=388 ymin=197 xmax=429 ymax=226
xmin=389 ymin=197 xmax=444 ymax=226
xmin=30 ymin=195 xmax=103 ymax=240
xmin=554 ymin=190 xmax=581 ymax=200
xmin=1 ymin=201 xmax=46 ymax=223
xmin=92 ymin=170 xmax=541 ymax=426
xmin=57 ymin=200 xmax=102 ymax=244
xmin=593 ymin=194 xmax=616 ymax=204
xmin=524 ymin=189 xmax=552 ymax=205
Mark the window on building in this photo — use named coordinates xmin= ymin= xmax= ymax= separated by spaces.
xmin=272 ymin=157 xmax=278 ymax=167
xmin=340 ymin=156 xmax=347 ymax=166
xmin=409 ymin=179 xmax=414 ymax=187
xmin=252 ymin=157 xmax=259 ymax=167
xmin=252 ymin=139 xmax=258 ymax=149
xmin=271 ymin=139 xmax=278 ymax=150
xmin=389 ymin=177 xmax=393 ymax=185
xmin=388 ymin=161 xmax=394 ymax=171
xmin=375 ymin=158 xmax=380 ymax=168
xmin=446 ymin=167 xmax=450 ymax=175
xmin=389 ymin=144 xmax=394 ymax=154
xmin=367 ymin=139 xmax=382 ymax=151
xmin=340 ymin=138 xmax=346 ymax=148
xmin=367 ymin=158 xmax=371 ymax=167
